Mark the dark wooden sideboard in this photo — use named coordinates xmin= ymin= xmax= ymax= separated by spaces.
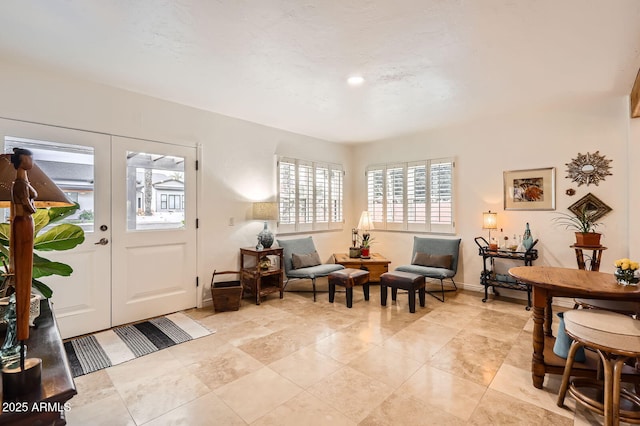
xmin=0 ymin=299 xmax=76 ymax=425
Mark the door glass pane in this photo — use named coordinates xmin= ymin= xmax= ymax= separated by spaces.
xmin=126 ymin=151 xmax=185 ymax=231
xmin=4 ymin=137 xmax=95 ymax=233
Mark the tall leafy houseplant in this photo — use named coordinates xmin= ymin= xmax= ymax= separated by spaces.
xmin=0 ymin=204 xmax=85 ymax=298
xmin=552 ymin=206 xmax=602 ymax=246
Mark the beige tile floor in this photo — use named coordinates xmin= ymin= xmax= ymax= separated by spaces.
xmin=66 ymin=285 xmax=620 ymax=425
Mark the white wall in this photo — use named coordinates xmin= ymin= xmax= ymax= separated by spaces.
xmin=351 ymin=96 xmax=631 ymax=297
xmin=0 ymin=57 xmax=635 ymax=308
xmin=0 ymin=58 xmax=352 ymax=306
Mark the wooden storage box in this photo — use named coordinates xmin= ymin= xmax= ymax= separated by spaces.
xmin=211 ymin=270 xmax=242 ymax=312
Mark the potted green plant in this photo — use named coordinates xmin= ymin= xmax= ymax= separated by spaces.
xmin=0 ymin=203 xmax=85 ymax=298
xmin=552 ymin=206 xmax=602 ymax=247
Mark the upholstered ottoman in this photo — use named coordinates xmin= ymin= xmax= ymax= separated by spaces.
xmin=328 ymin=268 xmax=370 ymax=308
xmin=380 ymin=271 xmax=426 ymax=313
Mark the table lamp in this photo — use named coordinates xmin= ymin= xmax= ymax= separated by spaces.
xmin=252 ymin=202 xmax=278 ymax=249
xmin=0 ymin=150 xmax=72 ymax=397
xmin=482 ymin=210 xmax=498 ymax=246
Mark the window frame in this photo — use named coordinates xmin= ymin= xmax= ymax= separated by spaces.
xmin=278 ymin=157 xmax=344 ymax=234
xmin=365 ymin=157 xmax=455 ymax=234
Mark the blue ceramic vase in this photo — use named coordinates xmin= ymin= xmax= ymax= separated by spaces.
xmin=553 ymin=312 xmax=586 ymax=362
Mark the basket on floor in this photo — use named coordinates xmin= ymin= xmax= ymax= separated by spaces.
xmin=210 ymin=270 xmax=243 ymax=312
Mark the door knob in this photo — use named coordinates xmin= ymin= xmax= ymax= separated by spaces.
xmin=94 ymin=238 xmax=109 ymax=245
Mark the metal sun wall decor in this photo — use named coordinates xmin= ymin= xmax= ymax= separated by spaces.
xmin=565 ymin=151 xmax=612 ymax=186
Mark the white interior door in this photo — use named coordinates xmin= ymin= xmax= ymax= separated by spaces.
xmin=111 ymin=136 xmax=197 ymax=326
xmin=0 ymin=119 xmax=111 ymax=339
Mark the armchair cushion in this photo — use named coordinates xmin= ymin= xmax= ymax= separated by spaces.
xmin=292 ymin=251 xmax=322 ymax=269
xmin=287 ymin=264 xmax=344 ymax=279
xmin=396 ymin=264 xmax=455 ymax=279
xmin=412 ymin=252 xmax=452 ymax=269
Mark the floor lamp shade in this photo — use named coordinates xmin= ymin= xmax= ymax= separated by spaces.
xmin=0 ymin=154 xmax=72 ymax=208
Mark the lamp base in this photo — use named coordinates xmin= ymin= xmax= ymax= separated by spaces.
xmin=258 ymin=221 xmax=274 ymax=248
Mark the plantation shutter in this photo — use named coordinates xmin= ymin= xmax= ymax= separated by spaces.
xmin=330 ymin=165 xmax=343 ymax=229
xmin=314 ymin=163 xmax=329 ymax=230
xmin=298 ymin=161 xmax=313 ymax=232
xmin=429 ymin=158 xmax=454 ymax=233
xmin=407 ymin=161 xmax=427 ymax=231
xmin=366 ymin=166 xmax=385 ymax=228
xmin=277 ymin=158 xmax=296 ymax=233
xmin=386 ymin=164 xmax=405 ymax=230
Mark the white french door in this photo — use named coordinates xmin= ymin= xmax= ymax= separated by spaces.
xmin=0 ymin=119 xmax=198 ymax=338
xmin=0 ymin=119 xmax=111 ymax=338
xmin=110 ymin=136 xmax=197 ymax=326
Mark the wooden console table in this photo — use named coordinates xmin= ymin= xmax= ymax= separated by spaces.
xmin=240 ymin=247 xmax=284 ymax=305
xmin=509 ymin=266 xmax=640 ymax=389
xmin=333 ymin=253 xmax=390 ymax=282
xmin=0 ymin=299 xmax=76 ymax=425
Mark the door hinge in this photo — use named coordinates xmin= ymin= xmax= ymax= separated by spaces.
xmin=196 ymin=218 xmax=199 ymax=228
xmin=196 ymin=276 xmax=199 ymax=287
xmin=195 ymin=160 xmax=199 ymax=170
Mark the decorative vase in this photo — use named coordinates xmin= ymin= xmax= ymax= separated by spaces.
xmin=553 ymin=312 xmax=586 ymax=362
xmin=614 ymin=268 xmax=639 ymax=286
xmin=349 ymin=247 xmax=361 ymax=258
xmin=0 ymin=294 xmax=41 ymax=327
xmin=522 ymin=223 xmax=534 ymax=251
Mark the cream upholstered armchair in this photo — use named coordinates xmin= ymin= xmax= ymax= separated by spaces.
xmin=395 ymin=237 xmax=461 ymax=302
xmin=277 ymin=236 xmax=344 ymax=301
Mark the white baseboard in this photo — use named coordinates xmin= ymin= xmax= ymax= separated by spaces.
xmin=458 ymin=281 xmax=574 ymax=308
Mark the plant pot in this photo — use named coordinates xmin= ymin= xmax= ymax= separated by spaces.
xmin=575 ymin=232 xmax=601 ymax=247
xmin=361 ymin=247 xmax=370 ymax=258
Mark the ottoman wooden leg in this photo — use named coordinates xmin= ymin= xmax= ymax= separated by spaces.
xmin=381 ymin=285 xmax=388 ymax=306
xmin=363 ymin=283 xmax=370 ymax=301
xmin=329 ymin=282 xmax=335 ymax=303
xmin=346 ymin=287 xmax=353 ymax=308
xmin=409 ymin=289 xmax=416 ymax=313
xmin=419 ymin=287 xmax=425 ymax=307
xmin=392 ymin=287 xmax=398 ymax=301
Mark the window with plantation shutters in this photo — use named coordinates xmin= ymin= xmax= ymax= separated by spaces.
xmin=277 ymin=157 xmax=344 ymax=233
xmin=365 ymin=158 xmax=455 ymax=233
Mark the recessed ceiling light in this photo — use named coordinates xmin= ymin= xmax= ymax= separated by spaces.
xmin=347 ymin=75 xmax=365 ymax=86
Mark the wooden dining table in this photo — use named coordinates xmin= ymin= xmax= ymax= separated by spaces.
xmin=509 ymin=265 xmax=640 ymax=389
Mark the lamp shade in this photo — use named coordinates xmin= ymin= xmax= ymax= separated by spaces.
xmin=482 ymin=210 xmax=498 ymax=230
xmin=358 ymin=211 xmax=374 ymax=231
xmin=0 ymin=154 xmax=73 ymax=207
xmin=252 ymin=202 xmax=278 ymax=221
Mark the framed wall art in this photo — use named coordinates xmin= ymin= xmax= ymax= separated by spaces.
xmin=568 ymin=193 xmax=612 ymax=221
xmin=503 ymin=167 xmax=556 ymax=211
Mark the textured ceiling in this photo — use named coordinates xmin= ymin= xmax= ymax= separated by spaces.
xmin=1 ymin=1 xmax=640 ymax=143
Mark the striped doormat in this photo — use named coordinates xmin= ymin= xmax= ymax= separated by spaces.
xmin=64 ymin=312 xmax=214 ymax=378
